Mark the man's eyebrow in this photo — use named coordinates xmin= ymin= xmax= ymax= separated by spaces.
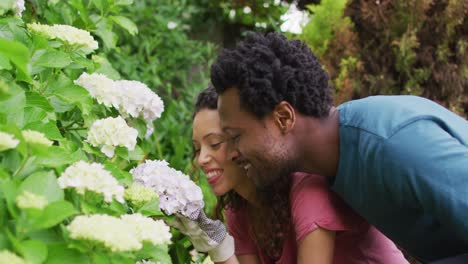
xmin=202 ymin=132 xmax=224 ymax=139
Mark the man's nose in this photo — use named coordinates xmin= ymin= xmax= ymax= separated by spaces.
xmin=228 ymin=148 xmax=241 ymax=162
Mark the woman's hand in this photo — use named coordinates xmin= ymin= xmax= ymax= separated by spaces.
xmin=169 ymin=208 xmax=235 ymax=262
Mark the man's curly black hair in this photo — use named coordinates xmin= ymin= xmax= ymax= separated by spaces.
xmin=211 ymin=31 xmax=333 ymax=118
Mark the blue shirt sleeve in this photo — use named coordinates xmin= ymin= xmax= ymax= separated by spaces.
xmin=381 ymin=119 xmax=468 ymax=242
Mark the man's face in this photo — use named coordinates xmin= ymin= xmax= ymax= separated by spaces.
xmin=218 ymin=88 xmax=297 ymax=188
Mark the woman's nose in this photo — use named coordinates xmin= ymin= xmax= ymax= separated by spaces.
xmin=197 ymin=148 xmax=210 ymax=166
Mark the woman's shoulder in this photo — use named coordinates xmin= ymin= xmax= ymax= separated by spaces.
xmin=289 ymin=172 xmax=365 ymax=233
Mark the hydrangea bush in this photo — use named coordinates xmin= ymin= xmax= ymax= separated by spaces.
xmin=0 ymin=1 xmax=211 ymax=263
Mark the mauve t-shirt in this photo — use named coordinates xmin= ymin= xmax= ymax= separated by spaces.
xmin=226 ymin=172 xmax=408 ymax=264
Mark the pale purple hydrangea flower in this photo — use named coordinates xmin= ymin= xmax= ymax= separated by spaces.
xmin=131 ymin=160 xmax=204 ymax=216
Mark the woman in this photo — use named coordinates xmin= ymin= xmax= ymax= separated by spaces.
xmin=190 ymin=86 xmax=408 ymax=264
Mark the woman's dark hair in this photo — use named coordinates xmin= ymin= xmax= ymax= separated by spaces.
xmin=211 ymin=31 xmax=333 ymax=119
xmin=192 ymin=85 xmax=292 ymax=259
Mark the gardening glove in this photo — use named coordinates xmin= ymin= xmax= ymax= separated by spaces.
xmin=169 ymin=208 xmax=235 ymax=262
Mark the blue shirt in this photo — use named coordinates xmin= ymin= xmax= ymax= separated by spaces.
xmin=332 ymin=95 xmax=468 ymax=262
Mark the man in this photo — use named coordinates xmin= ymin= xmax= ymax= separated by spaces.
xmin=211 ymin=32 xmax=468 ymax=263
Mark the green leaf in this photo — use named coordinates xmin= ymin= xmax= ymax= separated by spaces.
xmin=26 ymin=92 xmax=54 ymax=112
xmin=0 ymin=38 xmax=30 ymax=82
xmin=103 ymin=161 xmax=132 ymax=185
xmin=110 ymin=16 xmax=138 ymax=35
xmin=24 ymin=121 xmax=63 ymax=141
xmin=24 ymin=106 xmax=52 ymax=126
xmin=128 ymin=145 xmax=145 ymax=161
xmin=0 ymin=83 xmax=25 ymax=127
xmin=94 ymin=18 xmax=117 ymax=50
xmin=34 ymin=50 xmax=72 ymax=68
xmin=45 ymin=243 xmax=89 ymax=264
xmin=0 ymin=52 xmax=12 ymax=70
xmin=19 ymin=239 xmax=48 ymax=264
xmin=137 ymin=199 xmax=163 ymax=217
xmin=35 ymin=146 xmax=83 ymax=167
xmin=0 ymin=178 xmax=19 ymax=218
xmin=47 ymin=75 xmax=93 ymax=116
xmin=19 ymin=170 xmax=63 ymax=203
xmin=30 ymin=200 xmax=77 ymax=230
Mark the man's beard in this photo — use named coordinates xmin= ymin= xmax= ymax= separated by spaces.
xmin=253 ymin=155 xmax=297 ymax=192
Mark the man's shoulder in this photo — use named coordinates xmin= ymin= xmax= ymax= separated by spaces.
xmin=338 ymin=95 xmax=452 ymax=139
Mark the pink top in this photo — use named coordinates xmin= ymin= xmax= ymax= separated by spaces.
xmin=226 ymin=172 xmax=408 ymax=264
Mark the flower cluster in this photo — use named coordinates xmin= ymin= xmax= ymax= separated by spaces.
xmin=0 ymin=250 xmax=26 ymax=264
xmin=16 ymin=191 xmax=48 ymax=210
xmin=58 ymin=161 xmax=125 ymax=203
xmin=280 ymin=3 xmax=310 ymax=34
xmin=121 ymin=214 xmax=172 ymax=245
xmin=87 ymin=116 xmax=138 ymax=158
xmin=27 ymin=23 xmax=98 ymax=53
xmin=13 ymin=0 xmax=25 ymax=17
xmin=22 ymin=130 xmax=53 ymax=146
xmin=113 ymin=80 xmax=164 ymax=123
xmin=124 ymin=184 xmax=158 ymax=208
xmin=67 ymin=213 xmax=171 ymax=252
xmin=74 ymin=72 xmax=117 ymax=108
xmin=75 ymin=73 xmax=164 ymax=138
xmin=131 ymin=160 xmax=204 ymax=216
xmin=0 ymin=132 xmax=19 ymax=151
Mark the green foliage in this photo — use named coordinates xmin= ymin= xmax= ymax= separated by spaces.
xmin=299 ymin=0 xmax=348 ymax=57
xmin=0 ymin=1 xmax=197 ymax=263
xmin=296 ymin=0 xmax=467 ymax=117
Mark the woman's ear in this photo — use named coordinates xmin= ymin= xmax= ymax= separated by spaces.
xmin=273 ymin=101 xmax=295 ymax=134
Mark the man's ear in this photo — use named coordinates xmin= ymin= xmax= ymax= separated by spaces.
xmin=273 ymin=101 xmax=295 ymax=133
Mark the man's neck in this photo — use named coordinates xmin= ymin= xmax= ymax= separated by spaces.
xmin=297 ymin=107 xmax=340 ymax=178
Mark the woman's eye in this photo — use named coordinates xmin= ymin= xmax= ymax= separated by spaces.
xmin=210 ymin=142 xmax=223 ymax=148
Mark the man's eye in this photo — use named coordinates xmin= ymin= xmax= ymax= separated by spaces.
xmin=231 ymin=135 xmax=240 ymax=143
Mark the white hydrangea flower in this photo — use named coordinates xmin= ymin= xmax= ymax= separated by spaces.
xmin=67 ymin=214 xmax=142 ymax=252
xmin=67 ymin=214 xmax=171 ymax=252
xmin=167 ymin=21 xmax=178 ymax=29
xmin=16 ymin=191 xmax=48 ymax=210
xmin=121 ymin=213 xmax=172 ymax=246
xmin=87 ymin=116 xmax=138 ymax=158
xmin=280 ymin=3 xmax=310 ymax=34
xmin=113 ymin=80 xmax=164 ymax=123
xmin=74 ymin=73 xmax=120 ymax=108
xmin=0 ymin=131 xmax=19 ymax=151
xmin=27 ymin=23 xmax=98 ymax=53
xmin=124 ymin=184 xmax=158 ymax=208
xmin=0 ymin=250 xmax=26 ymax=264
xmin=131 ymin=160 xmax=204 ymax=216
xmin=13 ymin=0 xmax=25 ymax=17
xmin=58 ymin=161 xmax=125 ymax=203
xmin=74 ymin=73 xmax=164 ymax=138
xmin=243 ymin=6 xmax=252 ymax=14
xmin=228 ymin=9 xmax=236 ymax=20
xmin=22 ymin=130 xmax=53 ymax=146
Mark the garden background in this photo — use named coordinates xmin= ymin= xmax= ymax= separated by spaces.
xmin=0 ymin=0 xmax=466 ymax=263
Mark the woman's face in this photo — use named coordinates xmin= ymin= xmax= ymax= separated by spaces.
xmin=192 ymin=109 xmax=248 ymax=196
